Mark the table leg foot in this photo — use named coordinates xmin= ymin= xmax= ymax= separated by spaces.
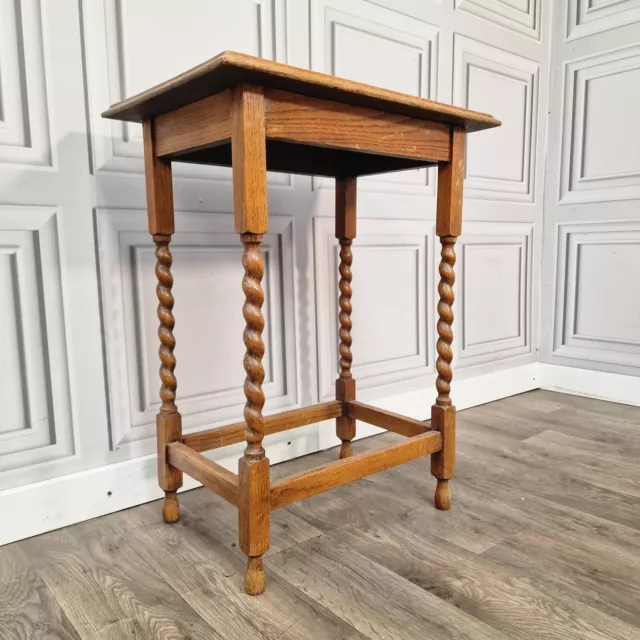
xmin=163 ymin=491 xmax=180 ymax=523
xmin=434 ymin=479 xmax=451 ymax=510
xmin=245 ymin=556 xmax=266 ymax=595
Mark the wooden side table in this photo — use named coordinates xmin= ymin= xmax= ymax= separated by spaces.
xmin=103 ymin=51 xmax=500 ymax=595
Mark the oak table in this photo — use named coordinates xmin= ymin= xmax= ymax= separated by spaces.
xmin=103 ymin=51 xmax=501 ymax=596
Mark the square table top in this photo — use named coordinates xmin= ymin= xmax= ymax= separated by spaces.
xmin=102 ymin=50 xmax=500 ymax=133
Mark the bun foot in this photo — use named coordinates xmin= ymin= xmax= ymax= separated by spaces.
xmin=245 ymin=556 xmax=266 ymax=595
xmin=434 ymin=479 xmax=451 ymax=510
xmin=163 ymin=491 xmax=180 ymax=523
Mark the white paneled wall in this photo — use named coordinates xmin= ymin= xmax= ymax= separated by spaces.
xmin=457 ymin=222 xmax=534 ymax=367
xmin=541 ymin=3 xmax=640 ymax=383
xmin=1 ymin=0 xmax=551 ymax=544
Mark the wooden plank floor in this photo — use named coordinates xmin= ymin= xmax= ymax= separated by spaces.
xmin=3 ymin=389 xmax=640 ymax=639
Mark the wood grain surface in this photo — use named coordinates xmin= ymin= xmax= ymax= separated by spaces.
xmin=167 ymin=442 xmax=239 ymax=505
xmin=142 ymin=121 xmax=174 ymax=236
xmin=182 ymin=401 xmax=342 ymax=453
xmin=154 ymin=90 xmax=232 ymax=157
xmin=3 ymin=390 xmax=640 ymax=639
xmin=232 ymin=86 xmax=268 ymax=235
xmin=102 ymin=50 xmax=500 ymax=132
xmin=0 ymin=545 xmax=79 ymax=639
xmin=436 ymin=126 xmax=466 ymax=237
xmin=269 ymin=430 xmax=442 ymax=510
xmin=346 ymin=400 xmax=427 ymax=438
xmin=265 ymin=89 xmax=451 ymax=162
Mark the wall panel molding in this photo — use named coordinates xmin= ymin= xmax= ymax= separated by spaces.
xmin=457 ymin=221 xmax=533 ymax=367
xmin=453 ymin=35 xmax=539 ymax=203
xmin=310 ymin=0 xmax=439 ymax=195
xmin=559 ymin=44 xmax=640 ymax=204
xmin=456 ymin=0 xmax=541 ymax=40
xmin=553 ymin=220 xmax=640 ymax=370
xmin=96 ymin=209 xmax=299 ymax=454
xmin=0 ymin=206 xmax=74 ymax=481
xmin=82 ymin=0 xmax=290 ymax=185
xmin=314 ymin=216 xmax=435 ymax=401
xmin=0 ymin=0 xmax=52 ymax=166
xmin=567 ymin=0 xmax=640 ymax=41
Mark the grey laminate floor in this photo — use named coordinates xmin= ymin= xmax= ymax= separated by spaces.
xmin=2 ymin=390 xmax=640 ymax=639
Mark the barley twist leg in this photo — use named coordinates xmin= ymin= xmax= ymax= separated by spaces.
xmin=242 ymin=235 xmax=266 ymax=462
xmin=337 ymin=239 xmax=355 ymax=458
xmin=154 ymin=235 xmax=182 ymax=523
xmin=239 ymin=233 xmax=269 ymax=595
xmin=432 ymin=236 xmax=456 ymax=509
xmin=436 ymin=237 xmax=455 ymax=408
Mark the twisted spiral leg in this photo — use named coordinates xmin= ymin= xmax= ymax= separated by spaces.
xmin=432 ymin=235 xmax=457 ymax=511
xmin=337 ymin=239 xmax=355 ymax=459
xmin=338 ymin=240 xmax=353 ymax=380
xmin=239 ymin=234 xmax=269 ymax=594
xmin=436 ymin=237 xmax=456 ymax=407
xmin=154 ymin=235 xmax=182 ymax=523
xmin=155 ymin=238 xmax=177 ymax=414
xmin=241 ymin=235 xmax=266 ymax=461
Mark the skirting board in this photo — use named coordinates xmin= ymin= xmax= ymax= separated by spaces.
xmin=540 ymin=364 xmax=640 ymax=408
xmin=318 ymin=362 xmax=541 ymax=448
xmin=4 ymin=360 xmax=620 ymax=547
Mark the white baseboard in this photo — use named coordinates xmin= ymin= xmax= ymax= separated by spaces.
xmin=369 ymin=362 xmax=541 ymax=418
xmin=317 ymin=363 xmax=541 ymax=449
xmin=0 ymin=429 xmax=317 ymax=547
xmin=540 ymin=363 xmax=640 ymax=407
xmin=4 ymin=360 xmax=631 ymax=547
xmin=454 ymin=362 xmax=542 ymax=411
